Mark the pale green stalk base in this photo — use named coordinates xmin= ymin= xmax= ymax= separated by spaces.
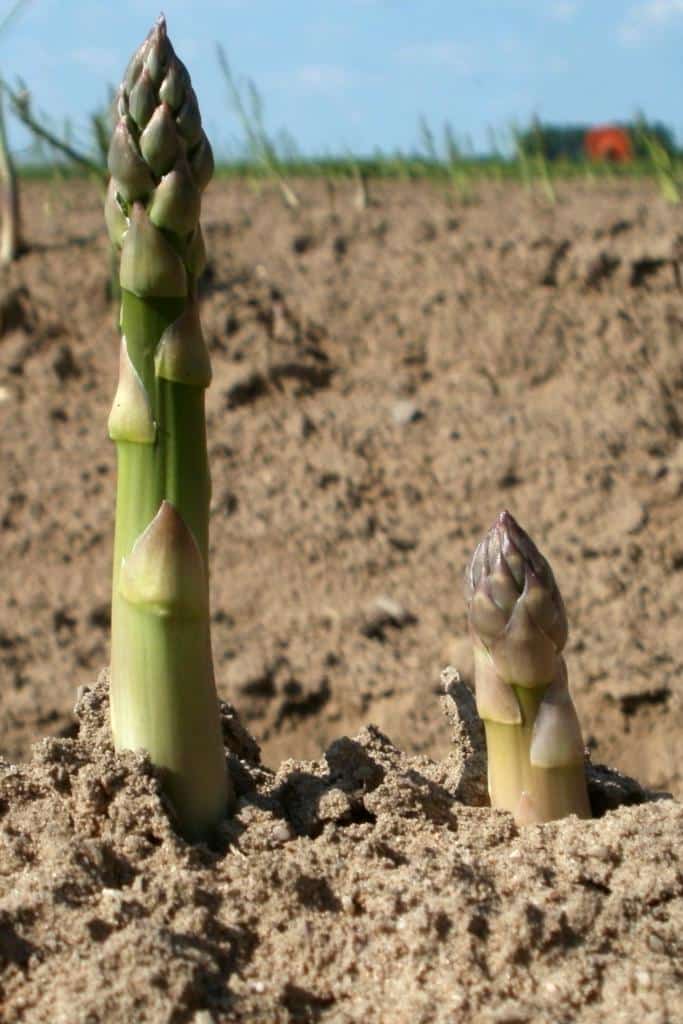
xmin=485 ymin=687 xmax=591 ymax=825
xmin=110 ymin=291 xmax=232 ymax=841
xmin=112 ymin=601 xmax=228 ymax=842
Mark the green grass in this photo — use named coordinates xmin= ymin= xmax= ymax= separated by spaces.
xmin=196 ymin=153 xmax=683 ymax=190
xmin=210 ymin=154 xmax=676 ymax=186
xmin=16 ymin=152 xmax=683 ymax=190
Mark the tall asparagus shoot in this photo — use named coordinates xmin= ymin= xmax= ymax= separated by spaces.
xmin=106 ymin=17 xmax=233 ymax=840
xmin=465 ymin=511 xmax=590 ymax=825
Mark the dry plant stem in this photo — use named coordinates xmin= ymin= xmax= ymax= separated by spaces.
xmin=352 ymin=163 xmax=369 ymax=212
xmin=0 ymin=0 xmax=32 ymax=265
xmin=2 ymin=79 xmax=107 ymax=182
xmin=466 ymin=511 xmax=591 ymax=825
xmin=107 ymin=17 xmax=232 ymax=840
xmin=215 ymin=44 xmax=299 ymax=210
xmin=0 ymin=89 xmax=19 ymax=265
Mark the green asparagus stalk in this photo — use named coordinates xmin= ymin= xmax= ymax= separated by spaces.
xmin=465 ymin=511 xmax=591 ymax=825
xmin=106 ymin=17 xmax=233 ymax=840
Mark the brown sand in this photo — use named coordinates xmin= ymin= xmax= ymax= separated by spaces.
xmin=0 ymin=177 xmax=682 ymax=1021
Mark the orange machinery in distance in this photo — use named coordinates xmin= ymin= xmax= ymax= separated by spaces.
xmin=584 ymin=125 xmax=633 ymax=162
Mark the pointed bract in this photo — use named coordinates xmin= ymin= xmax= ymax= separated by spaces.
xmin=159 ymin=60 xmax=188 ymax=111
xmin=119 ymin=501 xmax=207 ymax=617
xmin=140 ymin=103 xmax=179 ymax=178
xmin=148 ymin=160 xmax=201 ymax=236
xmin=188 ymin=135 xmax=214 ymax=191
xmin=155 ymin=301 xmax=212 ymax=387
xmin=489 ymin=599 xmax=558 ymax=687
xmin=123 ymin=43 xmax=146 ymax=95
xmin=104 ymin=179 xmax=128 ymax=249
xmin=108 ymin=121 xmax=154 ymax=202
xmin=119 ymin=204 xmax=187 ymax=298
xmin=469 ymin=583 xmax=508 ymax=640
xmin=128 ymin=68 xmax=157 ymax=130
xmin=524 ymin=567 xmax=568 ymax=652
xmin=144 ymin=18 xmax=174 ymax=87
xmin=108 ymin=336 xmax=156 ymax=443
xmin=473 ymin=643 xmax=522 ymax=725
xmin=487 ymin=553 xmax=521 ymax=615
xmin=530 ymin=661 xmax=586 ymax=768
xmin=176 ymin=89 xmax=202 ymax=148
xmin=184 ymin=225 xmax=207 ymax=278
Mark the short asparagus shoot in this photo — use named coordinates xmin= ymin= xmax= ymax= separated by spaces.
xmin=465 ymin=511 xmax=591 ymax=825
xmin=106 ymin=17 xmax=233 ymax=840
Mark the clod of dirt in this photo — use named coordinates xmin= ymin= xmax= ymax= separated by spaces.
xmin=584 ymin=250 xmax=621 ymax=289
xmin=629 ymin=257 xmax=671 ymax=288
xmin=360 ymin=595 xmax=417 ymax=639
xmin=52 ymin=343 xmax=82 ymax=382
xmin=539 ymin=239 xmax=571 ymax=286
xmin=0 ymin=285 xmax=33 ymax=336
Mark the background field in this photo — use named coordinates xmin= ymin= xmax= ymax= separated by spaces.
xmin=1 ymin=173 xmax=681 ymax=799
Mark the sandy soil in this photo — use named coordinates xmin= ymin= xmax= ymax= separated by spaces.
xmin=1 ymin=674 xmax=680 ymax=1024
xmin=0 ymin=177 xmax=682 ymax=1021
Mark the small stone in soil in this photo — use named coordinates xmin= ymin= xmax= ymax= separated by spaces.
xmin=361 ymin=595 xmax=417 ymax=638
xmin=392 ymin=400 xmax=423 ymax=425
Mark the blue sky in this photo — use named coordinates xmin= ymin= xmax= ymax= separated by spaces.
xmin=2 ymin=0 xmax=682 ymax=159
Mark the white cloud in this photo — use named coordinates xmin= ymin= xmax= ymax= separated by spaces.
xmin=295 ymin=65 xmax=356 ymax=94
xmin=395 ymin=41 xmax=472 ymax=73
xmin=394 ymin=38 xmax=568 ymax=78
xmin=544 ymin=55 xmax=570 ymax=73
xmin=261 ymin=65 xmax=373 ymax=97
xmin=548 ymin=1 xmax=579 ymax=21
xmin=618 ymin=0 xmax=683 ymax=45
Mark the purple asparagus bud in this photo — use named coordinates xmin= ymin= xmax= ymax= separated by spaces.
xmin=466 ymin=510 xmax=567 ymax=687
xmin=465 ymin=511 xmax=590 ymax=824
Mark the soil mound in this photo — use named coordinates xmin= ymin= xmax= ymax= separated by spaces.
xmin=1 ymin=674 xmax=680 ymax=1024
